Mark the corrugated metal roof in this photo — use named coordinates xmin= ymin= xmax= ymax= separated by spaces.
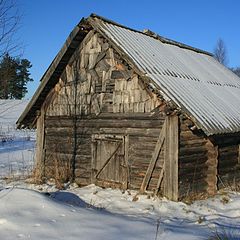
xmin=96 ymin=20 xmax=240 ymax=135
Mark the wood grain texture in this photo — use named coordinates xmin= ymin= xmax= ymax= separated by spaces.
xmin=139 ymin=120 xmax=166 ymax=193
xmin=164 ymin=115 xmax=179 ymax=201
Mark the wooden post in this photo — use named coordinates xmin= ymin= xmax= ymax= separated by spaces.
xmin=164 ymin=115 xmax=179 ymax=201
xmin=206 ymin=139 xmax=218 ymax=195
xmin=35 ymin=107 xmax=45 ymax=180
xmin=238 ymin=145 xmax=240 ymax=164
xmin=123 ymin=135 xmax=129 ymax=190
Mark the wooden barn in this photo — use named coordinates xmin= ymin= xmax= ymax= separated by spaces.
xmin=17 ymin=14 xmax=240 ymax=201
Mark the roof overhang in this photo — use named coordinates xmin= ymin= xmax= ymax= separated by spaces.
xmin=17 ymin=17 xmax=92 ymax=128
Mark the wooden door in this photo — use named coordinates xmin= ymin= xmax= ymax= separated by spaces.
xmin=92 ymin=134 xmax=128 ymax=189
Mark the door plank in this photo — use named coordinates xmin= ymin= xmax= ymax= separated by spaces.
xmin=95 ymin=142 xmax=121 ymax=179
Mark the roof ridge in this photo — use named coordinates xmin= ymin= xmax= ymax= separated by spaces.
xmin=89 ymin=13 xmax=213 ymax=57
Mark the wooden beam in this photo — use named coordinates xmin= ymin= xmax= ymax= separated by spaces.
xmin=139 ymin=120 xmax=166 ymax=193
xmin=123 ymin=135 xmax=130 ymax=190
xmin=206 ymin=139 xmax=218 ymax=195
xmin=35 ymin=107 xmax=46 ymax=180
xmin=154 ymin=161 xmax=165 ymax=196
xmin=163 ymin=115 xmax=179 ymax=201
xmin=238 ymin=145 xmax=240 ymax=164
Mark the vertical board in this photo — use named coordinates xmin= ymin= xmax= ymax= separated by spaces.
xmin=206 ymin=140 xmax=218 ymax=195
xmin=123 ymin=135 xmax=130 ymax=189
xmin=35 ymin=108 xmax=45 ymax=179
xmin=164 ymin=115 xmax=179 ymax=201
xmin=238 ymin=145 xmax=240 ymax=164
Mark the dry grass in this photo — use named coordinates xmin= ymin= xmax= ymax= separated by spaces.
xmin=53 ymin=155 xmax=72 ymax=189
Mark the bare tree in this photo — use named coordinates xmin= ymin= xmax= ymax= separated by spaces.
xmin=214 ymin=38 xmax=228 ymax=66
xmin=0 ymin=0 xmax=21 ymax=57
xmin=231 ymin=67 xmax=240 ymax=78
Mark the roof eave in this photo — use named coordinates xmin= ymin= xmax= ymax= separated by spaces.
xmin=16 ymin=18 xmax=92 ymax=128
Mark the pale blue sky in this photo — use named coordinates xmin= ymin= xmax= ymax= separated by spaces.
xmin=18 ymin=0 xmax=240 ymax=98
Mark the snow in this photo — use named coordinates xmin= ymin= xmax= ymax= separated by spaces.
xmin=0 ymin=100 xmax=35 ymax=179
xmin=0 ymin=187 xmax=155 ymax=240
xmin=0 ymin=184 xmax=240 ymax=240
xmin=0 ymin=100 xmax=240 ymax=240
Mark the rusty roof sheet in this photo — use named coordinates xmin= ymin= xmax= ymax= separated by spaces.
xmin=96 ymin=20 xmax=240 ymax=135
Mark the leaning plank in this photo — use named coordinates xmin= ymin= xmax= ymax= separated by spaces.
xmin=154 ymin=161 xmax=165 ymax=196
xmin=139 ymin=120 xmax=166 ymax=193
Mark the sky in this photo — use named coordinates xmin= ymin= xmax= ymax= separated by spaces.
xmin=17 ymin=0 xmax=240 ymax=99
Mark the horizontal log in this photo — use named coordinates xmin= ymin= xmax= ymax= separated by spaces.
xmin=45 ymin=112 xmax=165 ymax=121
xmin=180 ymin=131 xmax=205 ymax=141
xmin=97 ymin=112 xmax=165 ymax=120
xmin=179 ymin=154 xmax=207 ymax=163
xmin=219 ymin=149 xmax=238 ymax=155
xmin=45 ymin=118 xmax=164 ymax=129
xmin=129 ymin=156 xmax=153 ymax=165
xmin=178 ymin=163 xmax=208 ymax=177
xmin=75 ymin=165 xmax=91 ymax=171
xmin=179 ymin=169 xmax=207 ymax=180
xmin=130 ymin=150 xmax=153 ymax=159
xmin=179 ymin=146 xmax=208 ymax=156
xmin=129 ymin=136 xmax=159 ymax=143
xmin=45 ymin=127 xmax=96 ymax=136
xmin=74 ymin=169 xmax=91 ymax=178
xmin=214 ymin=136 xmax=240 ymax=146
xmin=179 ymin=160 xmax=207 ymax=170
xmin=99 ymin=128 xmax=161 ymax=137
xmin=179 ymin=178 xmax=208 ymax=188
xmin=44 ymin=144 xmax=91 ymax=155
xmin=218 ymin=167 xmax=240 ymax=175
xmin=45 ymin=151 xmax=91 ymax=162
xmin=218 ymin=158 xmax=238 ymax=168
xmin=180 ymin=140 xmax=207 ymax=148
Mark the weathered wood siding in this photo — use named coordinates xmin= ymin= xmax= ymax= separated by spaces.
xmin=178 ymin=116 xmax=209 ymax=199
xmin=44 ymin=114 xmax=165 ymax=189
xmin=42 ymin=30 xmax=165 ymax=190
xmin=215 ymin=135 xmax=240 ymax=190
xmin=46 ymin=31 xmax=160 ymax=117
xmin=35 ymin=28 xmax=240 ymax=198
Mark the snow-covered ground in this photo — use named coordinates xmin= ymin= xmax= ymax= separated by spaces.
xmin=0 ymin=99 xmax=35 ymax=179
xmin=0 ymin=183 xmax=240 ymax=240
xmin=0 ymin=100 xmax=240 ymax=240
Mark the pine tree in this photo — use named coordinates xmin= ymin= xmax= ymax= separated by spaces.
xmin=0 ymin=54 xmax=33 ymax=99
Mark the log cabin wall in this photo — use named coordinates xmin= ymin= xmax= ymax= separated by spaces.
xmin=178 ymin=116 xmax=210 ymax=199
xmin=178 ymin=116 xmax=240 ymax=199
xmin=42 ymin=30 xmax=166 ymax=191
xmin=214 ymin=135 xmax=240 ymax=190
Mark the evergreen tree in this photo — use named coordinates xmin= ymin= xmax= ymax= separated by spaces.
xmin=0 ymin=54 xmax=33 ymax=99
